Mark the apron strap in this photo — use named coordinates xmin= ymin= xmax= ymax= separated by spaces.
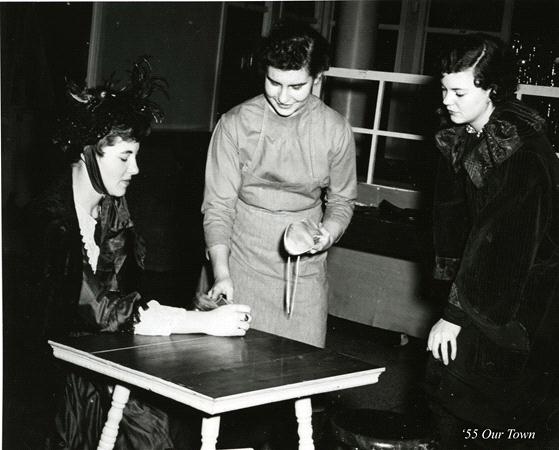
xmin=286 ymin=255 xmax=301 ymax=317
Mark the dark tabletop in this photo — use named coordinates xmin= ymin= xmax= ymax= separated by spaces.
xmin=50 ymin=329 xmax=384 ymax=414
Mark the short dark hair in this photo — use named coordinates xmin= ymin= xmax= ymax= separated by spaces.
xmin=87 ymin=126 xmax=136 ymax=158
xmin=439 ymin=33 xmax=518 ymax=103
xmin=258 ymin=22 xmax=330 ymax=78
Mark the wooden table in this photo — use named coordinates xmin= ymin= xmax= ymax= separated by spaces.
xmin=49 ymin=329 xmax=385 ymax=450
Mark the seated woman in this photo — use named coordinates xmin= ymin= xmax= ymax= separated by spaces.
xmin=25 ymin=58 xmax=251 ymax=449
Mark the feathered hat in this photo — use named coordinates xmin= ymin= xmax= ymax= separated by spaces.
xmin=53 ymin=56 xmax=168 ymax=160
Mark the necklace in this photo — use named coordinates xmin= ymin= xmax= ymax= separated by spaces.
xmin=466 ymin=124 xmax=484 ymax=137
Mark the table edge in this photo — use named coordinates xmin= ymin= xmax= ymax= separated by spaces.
xmin=49 ymin=340 xmax=385 ymax=415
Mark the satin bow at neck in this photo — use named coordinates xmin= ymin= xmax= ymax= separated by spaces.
xmin=96 ymin=195 xmax=134 ymax=244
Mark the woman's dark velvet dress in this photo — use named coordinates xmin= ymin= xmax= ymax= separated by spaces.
xmin=25 ymin=170 xmax=196 ymax=449
xmin=425 ymin=100 xmax=559 ymax=431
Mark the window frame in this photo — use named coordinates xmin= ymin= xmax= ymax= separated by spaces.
xmin=315 ymin=66 xmax=559 ymax=207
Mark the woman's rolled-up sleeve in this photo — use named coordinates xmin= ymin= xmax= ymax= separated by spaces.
xmin=201 ymin=118 xmax=242 ymax=250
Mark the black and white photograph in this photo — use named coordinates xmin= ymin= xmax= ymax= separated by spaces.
xmin=2 ymin=1 xmax=559 ymax=448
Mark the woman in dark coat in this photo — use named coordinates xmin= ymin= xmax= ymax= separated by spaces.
xmin=26 ymin=58 xmax=252 ymax=449
xmin=425 ymin=33 xmax=559 ymax=448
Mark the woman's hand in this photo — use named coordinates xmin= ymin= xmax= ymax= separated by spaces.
xmin=427 ymin=318 xmax=461 ymax=365
xmin=208 ymin=276 xmax=234 ymax=302
xmin=203 ymin=304 xmax=252 ymax=336
xmin=309 ymin=224 xmax=333 ymax=254
xmin=135 ymin=301 xmax=252 ymax=337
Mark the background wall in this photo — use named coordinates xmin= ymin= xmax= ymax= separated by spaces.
xmin=90 ymin=2 xmax=223 ymax=131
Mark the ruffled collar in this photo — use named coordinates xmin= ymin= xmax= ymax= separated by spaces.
xmin=435 ymin=100 xmax=546 ymax=187
xmin=74 ymin=195 xmax=135 ymax=273
xmin=75 ymin=202 xmax=100 ymax=272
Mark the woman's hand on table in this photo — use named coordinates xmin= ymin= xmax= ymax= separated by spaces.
xmin=309 ymin=224 xmax=333 ymax=254
xmin=134 ymin=300 xmax=251 ymax=337
xmin=208 ymin=276 xmax=234 ymax=302
xmin=204 ymin=304 xmax=252 ymax=336
xmin=427 ymin=318 xmax=461 ymax=365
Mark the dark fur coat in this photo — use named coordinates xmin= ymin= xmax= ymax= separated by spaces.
xmin=425 ymin=100 xmax=559 ymax=428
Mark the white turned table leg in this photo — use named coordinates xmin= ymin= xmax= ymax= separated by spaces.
xmin=294 ymin=397 xmax=314 ymax=450
xmin=97 ymin=384 xmax=130 ymax=450
xmin=201 ymin=415 xmax=221 ymax=450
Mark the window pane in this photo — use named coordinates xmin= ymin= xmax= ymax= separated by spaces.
xmin=323 ymin=78 xmax=379 ymax=129
xmin=379 ymin=82 xmax=440 ymax=135
xmin=512 ymin=0 xmax=558 ymax=30
xmin=513 ymin=32 xmax=559 ymax=86
xmin=322 ymin=78 xmax=440 ymax=188
xmin=522 ymin=97 xmax=559 ymax=152
xmin=428 ymin=0 xmax=504 ymax=32
xmin=378 ymin=0 xmax=402 ymax=25
xmin=511 ymin=0 xmax=559 ymax=87
xmin=354 ymin=133 xmax=372 ymax=182
xmin=511 ymin=0 xmax=558 ymax=153
xmin=282 ymin=2 xmax=316 ymax=21
xmin=374 ymin=30 xmax=399 ymax=71
xmin=373 ymin=137 xmax=437 ymax=191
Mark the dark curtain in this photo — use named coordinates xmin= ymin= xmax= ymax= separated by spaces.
xmin=2 ymin=4 xmax=92 ymax=448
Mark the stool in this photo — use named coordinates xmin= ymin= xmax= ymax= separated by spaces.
xmin=330 ymin=409 xmax=437 ymax=450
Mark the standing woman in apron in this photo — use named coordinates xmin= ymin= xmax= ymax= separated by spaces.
xmin=202 ymin=22 xmax=357 ymax=348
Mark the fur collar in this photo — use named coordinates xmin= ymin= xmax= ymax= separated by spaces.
xmin=435 ymin=100 xmax=547 ymax=187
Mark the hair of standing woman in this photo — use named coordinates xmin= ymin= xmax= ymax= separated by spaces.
xmin=258 ymin=21 xmax=330 ymax=78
